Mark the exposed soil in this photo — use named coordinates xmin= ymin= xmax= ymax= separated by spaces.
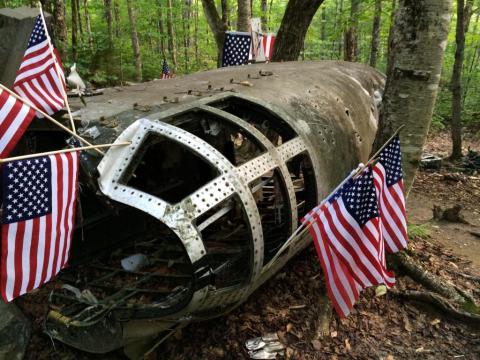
xmin=15 ymin=131 xmax=480 ymax=359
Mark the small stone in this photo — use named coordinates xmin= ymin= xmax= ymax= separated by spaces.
xmin=0 ymin=301 xmax=31 ymax=360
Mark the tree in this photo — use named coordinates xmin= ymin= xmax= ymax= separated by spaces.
xmin=53 ymin=0 xmax=67 ymax=60
xmin=369 ymin=0 xmax=382 ymax=67
xmin=126 ymin=0 xmax=142 ymax=82
xmin=373 ymin=0 xmax=452 ymax=193
xmin=104 ymin=0 xmax=114 ymax=48
xmin=71 ymin=0 xmax=79 ymax=62
xmin=166 ymin=0 xmax=178 ymax=69
xmin=271 ymin=0 xmax=324 ymax=62
xmin=237 ymin=0 xmax=251 ymax=32
xmin=84 ymin=0 xmax=94 ymax=51
xmin=450 ymin=0 xmax=474 ymax=160
xmin=344 ymin=0 xmax=359 ymax=62
xmin=221 ymin=0 xmax=230 ymax=28
xmin=261 ymin=0 xmax=268 ymax=32
xmin=201 ymin=0 xmax=228 ymax=63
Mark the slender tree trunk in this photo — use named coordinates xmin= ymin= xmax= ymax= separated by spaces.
xmin=237 ymin=0 xmax=251 ymax=32
xmin=369 ymin=0 xmax=382 ymax=67
xmin=221 ymin=0 xmax=229 ymax=28
xmin=450 ymin=0 xmax=474 ymax=160
xmin=71 ymin=0 xmax=79 ymax=62
xmin=104 ymin=0 xmax=114 ymax=46
xmin=463 ymin=11 xmax=479 ymax=104
xmin=126 ymin=0 xmax=142 ymax=82
xmin=261 ymin=0 xmax=268 ymax=32
xmin=386 ymin=0 xmax=397 ymax=77
xmin=183 ymin=0 xmax=192 ymax=72
xmin=201 ymin=0 xmax=228 ymax=64
xmin=54 ymin=0 xmax=68 ymax=60
xmin=194 ymin=0 xmax=199 ymax=65
xmin=75 ymin=0 xmax=83 ymax=40
xmin=114 ymin=0 xmax=121 ymax=38
xmin=157 ymin=0 xmax=167 ymax=60
xmin=271 ymin=0 xmax=324 ymax=62
xmin=84 ymin=0 xmax=94 ymax=51
xmin=373 ymin=0 xmax=452 ymax=194
xmin=166 ymin=0 xmax=178 ymax=70
xmin=344 ymin=0 xmax=359 ymax=61
xmin=320 ymin=6 xmax=326 ymax=58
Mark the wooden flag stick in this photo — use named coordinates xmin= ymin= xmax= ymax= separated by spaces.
xmin=264 ymin=125 xmax=406 ymax=270
xmin=0 ymin=82 xmax=104 ymax=155
xmin=38 ymin=3 xmax=77 ymax=135
xmin=0 ymin=141 xmax=131 ymax=164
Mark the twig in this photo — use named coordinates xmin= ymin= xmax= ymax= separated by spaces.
xmin=0 ymin=141 xmax=131 ymax=163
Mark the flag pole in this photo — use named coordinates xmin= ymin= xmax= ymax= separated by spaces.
xmin=0 ymin=141 xmax=131 ymax=164
xmin=0 ymin=82 xmax=104 ymax=155
xmin=37 ymin=2 xmax=77 ymax=135
xmin=264 ymin=125 xmax=405 ymax=270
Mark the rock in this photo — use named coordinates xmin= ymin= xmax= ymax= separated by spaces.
xmin=0 ymin=301 xmax=31 ymax=360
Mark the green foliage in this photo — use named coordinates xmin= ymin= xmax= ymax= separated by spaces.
xmin=2 ymin=0 xmax=478 ymax=131
xmin=407 ymin=223 xmax=431 ymax=240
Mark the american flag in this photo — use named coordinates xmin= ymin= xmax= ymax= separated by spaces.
xmin=161 ymin=59 xmax=171 ymax=79
xmin=302 ymin=169 xmax=395 ymax=317
xmin=222 ymin=32 xmax=252 ymax=67
xmin=0 ymin=89 xmax=36 ymax=158
xmin=262 ymin=34 xmax=276 ymax=62
xmin=1 ymin=152 xmax=79 ymax=302
xmin=13 ymin=15 xmax=66 ymax=117
xmin=372 ymin=136 xmax=408 ymax=253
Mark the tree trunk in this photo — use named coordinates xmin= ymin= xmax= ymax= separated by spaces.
xmin=373 ymin=0 xmax=452 ymax=194
xmin=104 ymin=0 xmax=114 ymax=47
xmin=126 ymin=0 xmax=142 ymax=82
xmin=114 ymin=0 xmax=121 ymax=38
xmin=157 ymin=0 xmax=167 ymax=60
xmin=320 ymin=6 xmax=326 ymax=58
xmin=84 ymin=0 xmax=94 ymax=51
xmin=201 ymin=0 xmax=228 ymax=64
xmin=71 ymin=0 xmax=79 ymax=62
xmin=450 ymin=0 xmax=474 ymax=160
xmin=183 ymin=0 xmax=192 ymax=72
xmin=386 ymin=0 xmax=397 ymax=78
xmin=344 ymin=0 xmax=359 ymax=62
xmin=463 ymin=10 xmax=480 ymax=104
xmin=75 ymin=0 xmax=83 ymax=40
xmin=194 ymin=0 xmax=199 ymax=64
xmin=166 ymin=0 xmax=178 ymax=70
xmin=271 ymin=0 xmax=324 ymax=62
xmin=221 ymin=0 xmax=229 ymax=28
xmin=237 ymin=0 xmax=251 ymax=32
xmin=369 ymin=0 xmax=382 ymax=67
xmin=261 ymin=0 xmax=268 ymax=32
xmin=53 ymin=0 xmax=68 ymax=60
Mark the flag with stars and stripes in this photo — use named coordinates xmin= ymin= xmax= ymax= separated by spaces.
xmin=0 ymin=89 xmax=36 ymax=158
xmin=302 ymin=169 xmax=395 ymax=318
xmin=1 ymin=152 xmax=79 ymax=302
xmin=222 ymin=32 xmax=252 ymax=67
xmin=372 ymin=135 xmax=408 ymax=253
xmin=161 ymin=59 xmax=171 ymax=79
xmin=13 ymin=15 xmax=66 ymax=117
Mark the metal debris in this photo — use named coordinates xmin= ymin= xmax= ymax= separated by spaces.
xmin=121 ymin=253 xmax=150 ymax=272
xmin=246 ymin=333 xmax=285 ymax=359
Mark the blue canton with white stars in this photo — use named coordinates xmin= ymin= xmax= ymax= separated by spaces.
xmin=27 ymin=16 xmax=47 ymax=48
xmin=379 ymin=135 xmax=403 ymax=187
xmin=2 ymin=157 xmax=52 ymax=224
xmin=339 ymin=169 xmax=379 ymax=227
xmin=222 ymin=32 xmax=251 ymax=67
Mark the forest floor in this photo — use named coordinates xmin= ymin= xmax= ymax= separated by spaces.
xmin=18 ymin=130 xmax=480 ymax=360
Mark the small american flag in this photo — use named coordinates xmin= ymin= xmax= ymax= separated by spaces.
xmin=13 ymin=15 xmax=66 ymax=116
xmin=1 ymin=153 xmax=79 ymax=302
xmin=302 ymin=169 xmax=395 ymax=318
xmin=222 ymin=32 xmax=252 ymax=67
xmin=0 ymin=89 xmax=36 ymax=158
xmin=262 ymin=34 xmax=276 ymax=62
xmin=161 ymin=59 xmax=171 ymax=79
xmin=372 ymin=136 xmax=408 ymax=253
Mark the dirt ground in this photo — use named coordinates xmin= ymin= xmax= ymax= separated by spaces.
xmin=16 ymin=131 xmax=480 ymax=359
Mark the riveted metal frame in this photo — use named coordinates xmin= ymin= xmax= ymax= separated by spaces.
xmin=97 ymin=93 xmax=321 ymax=315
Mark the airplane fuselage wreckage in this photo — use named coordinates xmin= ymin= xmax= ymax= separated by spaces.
xmin=10 ymin=61 xmax=384 ymax=356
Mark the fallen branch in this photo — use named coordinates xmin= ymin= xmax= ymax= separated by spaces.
xmin=391 ymin=289 xmax=480 ymax=325
xmin=391 ymin=252 xmax=466 ymax=304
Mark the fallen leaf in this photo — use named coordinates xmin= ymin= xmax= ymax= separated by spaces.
xmin=286 ymin=323 xmax=294 ymax=333
xmin=311 ymin=340 xmax=322 ymax=351
xmin=430 ymin=318 xmax=441 ymax=326
xmin=404 ymin=317 xmax=413 ymax=332
xmin=345 ymin=338 xmax=351 ymax=352
xmin=386 ymin=355 xmax=395 ymax=360
xmin=330 ymin=331 xmax=338 ymax=338
xmin=375 ymin=285 xmax=387 ymax=297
